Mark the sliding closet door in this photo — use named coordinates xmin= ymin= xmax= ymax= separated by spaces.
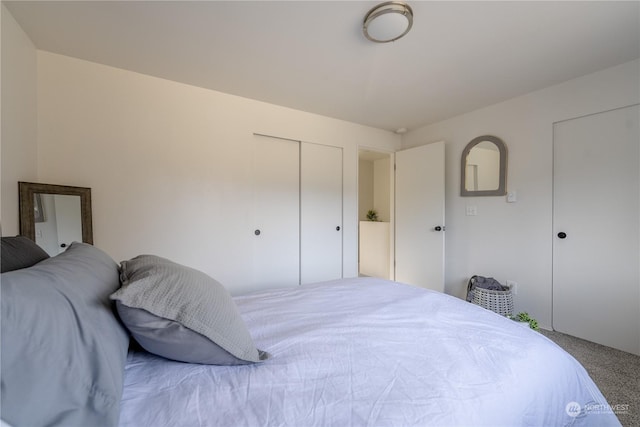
xmin=300 ymin=143 xmax=343 ymax=284
xmin=395 ymin=141 xmax=445 ymax=292
xmin=553 ymin=105 xmax=639 ymax=355
xmin=251 ymin=136 xmax=300 ymax=289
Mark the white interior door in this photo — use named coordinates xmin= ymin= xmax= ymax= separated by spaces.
xmin=251 ymin=136 xmax=300 ymax=289
xmin=395 ymin=141 xmax=445 ymax=292
xmin=53 ymin=194 xmax=82 ymax=254
xmin=301 ymin=143 xmax=343 ymax=284
xmin=553 ymin=105 xmax=639 ymax=355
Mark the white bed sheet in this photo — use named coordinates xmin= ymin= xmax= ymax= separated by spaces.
xmin=119 ymin=277 xmax=620 ymax=427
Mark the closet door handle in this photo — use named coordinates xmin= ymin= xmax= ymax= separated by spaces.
xmin=434 ymin=226 xmax=445 ymax=232
xmin=336 ymin=226 xmax=341 ymax=231
xmin=254 ymin=229 xmax=261 ymax=236
xmin=557 ymin=232 xmax=567 ymax=239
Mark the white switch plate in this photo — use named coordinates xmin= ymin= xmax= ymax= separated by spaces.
xmin=466 ymin=205 xmax=477 ymax=216
xmin=506 ymin=191 xmax=517 ymax=203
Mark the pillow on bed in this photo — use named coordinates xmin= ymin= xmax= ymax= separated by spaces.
xmin=1 ymin=235 xmax=50 ymax=273
xmin=111 ymin=255 xmax=269 ymax=365
xmin=1 ymin=242 xmax=129 ymax=427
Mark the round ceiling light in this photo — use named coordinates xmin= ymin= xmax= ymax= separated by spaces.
xmin=363 ymin=1 xmax=413 ymax=43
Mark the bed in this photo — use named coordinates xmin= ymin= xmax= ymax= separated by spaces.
xmin=1 ymin=239 xmax=621 ymax=427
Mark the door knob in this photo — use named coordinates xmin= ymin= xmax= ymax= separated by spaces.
xmin=254 ymin=229 xmax=261 ymax=236
xmin=434 ymin=226 xmax=445 ymax=231
xmin=336 ymin=226 xmax=341 ymax=231
xmin=557 ymin=232 xmax=567 ymax=239
xmin=60 ymin=243 xmax=67 ymax=248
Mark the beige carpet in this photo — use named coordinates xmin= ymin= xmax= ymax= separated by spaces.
xmin=539 ymin=329 xmax=640 ymax=427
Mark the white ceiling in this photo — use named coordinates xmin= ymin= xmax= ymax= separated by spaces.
xmin=4 ymin=1 xmax=639 ymax=132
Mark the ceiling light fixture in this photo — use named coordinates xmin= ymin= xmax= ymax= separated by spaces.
xmin=363 ymin=1 xmax=413 ymax=43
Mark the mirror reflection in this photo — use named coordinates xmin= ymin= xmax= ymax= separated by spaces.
xmin=34 ymin=194 xmax=83 ymax=255
xmin=461 ymin=135 xmax=507 ymax=197
xmin=19 ymin=182 xmax=93 ymax=256
xmin=465 ymin=141 xmax=501 ymax=191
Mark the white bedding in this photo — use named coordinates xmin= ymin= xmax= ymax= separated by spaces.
xmin=119 ymin=277 xmax=620 ymax=427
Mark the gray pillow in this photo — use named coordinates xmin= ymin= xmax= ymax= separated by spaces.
xmin=111 ymin=255 xmax=268 ymax=365
xmin=1 ymin=242 xmax=129 ymax=427
xmin=1 ymin=235 xmax=50 ymax=273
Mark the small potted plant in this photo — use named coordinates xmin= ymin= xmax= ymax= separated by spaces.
xmin=508 ymin=312 xmax=539 ymax=330
xmin=366 ymin=209 xmax=378 ymax=221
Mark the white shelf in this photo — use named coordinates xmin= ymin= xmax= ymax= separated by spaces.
xmin=359 ymin=221 xmax=390 ymax=279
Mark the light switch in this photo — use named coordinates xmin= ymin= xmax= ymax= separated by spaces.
xmin=507 ymin=191 xmax=517 ymax=203
xmin=466 ymin=205 xmax=477 ymax=216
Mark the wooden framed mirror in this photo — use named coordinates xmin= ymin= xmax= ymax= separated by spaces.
xmin=460 ymin=135 xmax=507 ymax=197
xmin=19 ymin=182 xmax=93 ymax=254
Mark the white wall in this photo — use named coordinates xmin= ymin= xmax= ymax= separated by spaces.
xmin=358 ymin=156 xmax=391 ymax=222
xmin=358 ymin=158 xmax=373 ymax=221
xmin=1 ymin=4 xmax=38 ymax=235
xmin=373 ymin=157 xmax=390 ymax=222
xmin=402 ymin=59 xmax=640 ymax=329
xmin=36 ymin=51 xmax=400 ymax=294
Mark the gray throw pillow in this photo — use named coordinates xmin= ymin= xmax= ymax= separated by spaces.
xmin=111 ymin=255 xmax=269 ymax=365
xmin=1 ymin=235 xmax=50 ymax=273
xmin=1 ymin=242 xmax=129 ymax=427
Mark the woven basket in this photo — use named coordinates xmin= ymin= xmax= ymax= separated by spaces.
xmin=471 ymin=287 xmax=514 ymax=316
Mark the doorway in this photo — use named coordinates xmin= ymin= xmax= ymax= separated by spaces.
xmin=358 ymin=142 xmax=446 ymax=292
xmin=358 ymin=149 xmax=393 ymax=279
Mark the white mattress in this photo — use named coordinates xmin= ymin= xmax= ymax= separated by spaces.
xmin=119 ymin=277 xmax=620 ymax=426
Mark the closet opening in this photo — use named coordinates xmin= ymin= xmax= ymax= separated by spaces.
xmin=358 ymin=149 xmax=393 ymax=279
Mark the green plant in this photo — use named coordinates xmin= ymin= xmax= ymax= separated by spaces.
xmin=366 ymin=209 xmax=378 ymax=221
xmin=508 ymin=312 xmax=539 ymax=330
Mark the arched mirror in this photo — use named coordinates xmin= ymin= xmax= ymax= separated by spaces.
xmin=19 ymin=182 xmax=93 ymax=256
xmin=461 ymin=135 xmax=507 ymax=197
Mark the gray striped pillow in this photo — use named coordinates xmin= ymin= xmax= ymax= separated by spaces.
xmin=111 ymin=255 xmax=268 ymax=365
